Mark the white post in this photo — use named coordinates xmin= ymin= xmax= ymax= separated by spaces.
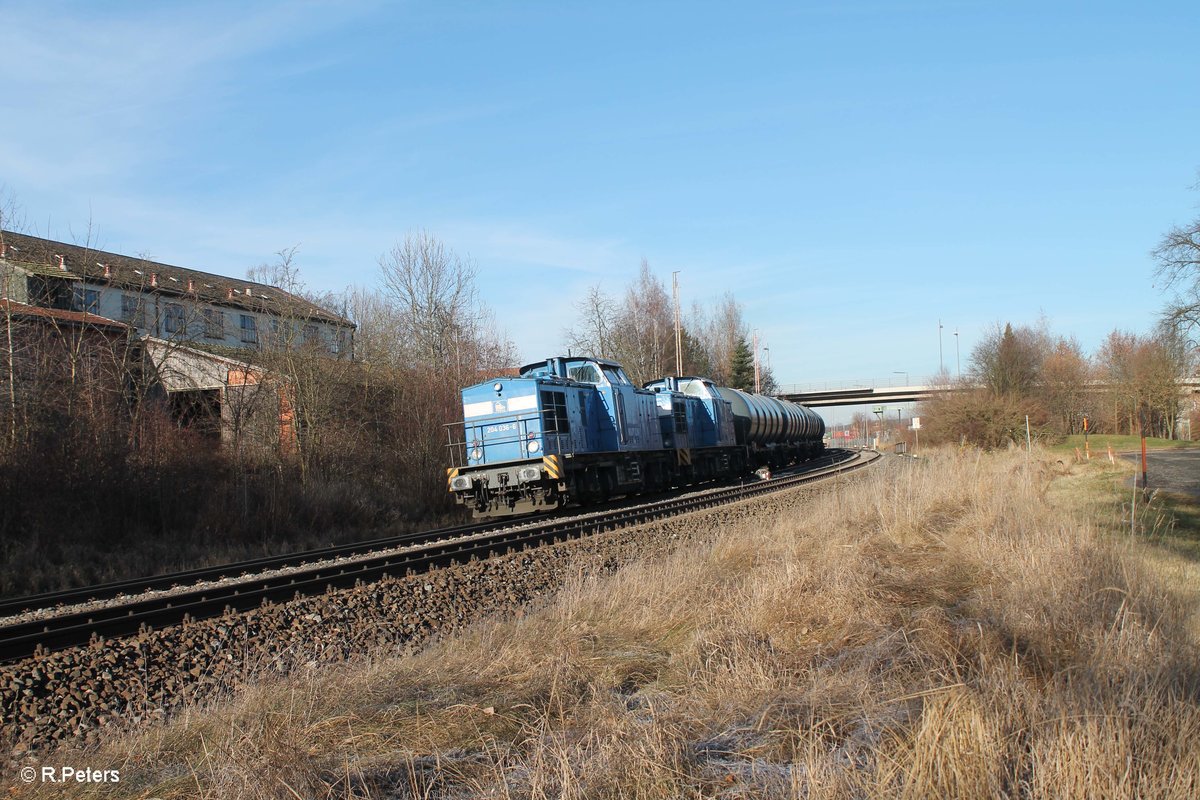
xmin=672 ymin=271 xmax=682 ymax=377
xmin=1131 ymin=475 xmax=1137 ymax=536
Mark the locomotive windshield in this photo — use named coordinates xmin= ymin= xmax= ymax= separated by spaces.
xmin=601 ymin=366 xmax=631 ymax=385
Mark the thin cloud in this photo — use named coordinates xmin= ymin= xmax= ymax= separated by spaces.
xmin=0 ymin=1 xmax=365 ymax=188
xmin=437 ymin=221 xmax=633 ymax=275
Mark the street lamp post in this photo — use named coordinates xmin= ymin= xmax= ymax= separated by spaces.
xmin=893 ymin=370 xmax=909 ymax=386
xmin=938 ymin=319 xmax=944 ymax=373
xmin=954 ymin=328 xmax=960 ymax=379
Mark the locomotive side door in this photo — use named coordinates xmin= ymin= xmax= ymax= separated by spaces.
xmin=590 ymin=388 xmax=619 ymax=452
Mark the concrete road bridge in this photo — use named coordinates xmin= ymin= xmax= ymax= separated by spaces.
xmin=777 ymin=378 xmax=1200 ymax=409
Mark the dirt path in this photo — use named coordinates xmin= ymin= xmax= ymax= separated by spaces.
xmin=1124 ymin=448 xmax=1200 ymax=499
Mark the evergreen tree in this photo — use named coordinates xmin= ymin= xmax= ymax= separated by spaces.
xmin=974 ymin=322 xmax=1041 ymax=398
xmin=679 ymin=327 xmax=712 ymax=377
xmin=729 ymin=339 xmax=755 ymax=391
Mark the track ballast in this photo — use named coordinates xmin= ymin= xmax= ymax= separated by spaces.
xmin=0 ymin=449 xmax=877 ymax=663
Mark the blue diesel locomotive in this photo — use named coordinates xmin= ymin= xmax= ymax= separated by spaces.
xmin=444 ymin=355 xmax=825 ymax=516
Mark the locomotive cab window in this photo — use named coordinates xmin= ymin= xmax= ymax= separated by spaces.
xmin=568 ymin=364 xmax=601 ymax=384
xmin=541 ymin=390 xmax=570 ymax=433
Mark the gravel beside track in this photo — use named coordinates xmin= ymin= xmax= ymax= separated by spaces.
xmin=0 ymin=466 xmax=825 ymax=631
xmin=1 ymin=456 xmax=884 ymax=758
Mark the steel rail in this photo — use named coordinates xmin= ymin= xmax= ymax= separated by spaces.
xmin=0 ymin=449 xmax=878 ymax=663
xmin=0 ymin=518 xmax=507 ymax=618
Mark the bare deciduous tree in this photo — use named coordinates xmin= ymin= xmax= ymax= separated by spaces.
xmin=1039 ymin=336 xmax=1091 ymax=434
xmin=1097 ymin=326 xmax=1187 ymax=438
xmin=248 ymin=245 xmax=304 ymax=294
xmin=1153 ymin=174 xmax=1200 ymax=341
xmin=379 ymin=232 xmax=486 ymax=374
xmin=345 ymin=285 xmax=405 ymax=368
xmin=1 ymin=188 xmax=24 ymax=447
xmin=564 ymin=284 xmax=617 ymax=359
xmin=561 ymin=267 xmax=771 ymax=389
xmin=608 ymin=260 xmax=673 ymax=385
xmin=703 ymin=293 xmax=748 ymax=386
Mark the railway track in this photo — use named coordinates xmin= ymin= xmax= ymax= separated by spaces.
xmin=0 ymin=449 xmax=878 ymax=663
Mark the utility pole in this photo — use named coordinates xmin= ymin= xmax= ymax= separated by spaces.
xmin=752 ymin=330 xmax=760 ymax=394
xmin=672 ymin=271 xmax=682 ymax=377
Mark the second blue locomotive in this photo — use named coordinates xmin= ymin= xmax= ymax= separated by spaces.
xmin=445 ymin=355 xmax=825 ymax=516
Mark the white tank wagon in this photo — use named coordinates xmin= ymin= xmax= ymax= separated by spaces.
xmin=671 ymin=380 xmax=825 ymax=467
xmin=710 ymin=388 xmax=825 ymax=462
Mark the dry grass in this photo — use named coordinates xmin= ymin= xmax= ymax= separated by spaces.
xmin=12 ymin=450 xmax=1200 ymax=799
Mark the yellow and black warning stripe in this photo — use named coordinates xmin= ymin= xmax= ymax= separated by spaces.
xmin=676 ymin=448 xmax=692 ymax=466
xmin=542 ymin=454 xmax=563 ymax=480
xmin=446 ymin=467 xmax=459 ymax=492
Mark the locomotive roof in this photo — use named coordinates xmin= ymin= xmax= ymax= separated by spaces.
xmin=518 ymin=355 xmax=626 ymax=373
xmin=643 ymin=375 xmax=714 ymax=385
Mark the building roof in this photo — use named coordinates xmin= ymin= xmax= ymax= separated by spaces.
xmin=0 ymin=299 xmax=129 ymax=330
xmin=0 ymin=230 xmax=353 ymax=328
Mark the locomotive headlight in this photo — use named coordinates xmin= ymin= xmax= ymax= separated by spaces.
xmin=493 ymin=382 xmax=503 ymax=392
xmin=527 ymin=440 xmax=541 ymax=453
xmin=470 ymin=447 xmax=482 ymax=460
xmin=450 ymin=476 xmax=472 ymax=491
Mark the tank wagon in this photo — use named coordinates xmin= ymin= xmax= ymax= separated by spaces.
xmin=644 ymin=378 xmax=826 ymax=467
xmin=445 ymin=355 xmax=825 ymax=516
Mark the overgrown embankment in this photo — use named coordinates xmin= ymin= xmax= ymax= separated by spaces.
xmin=9 ymin=450 xmax=1200 ymax=799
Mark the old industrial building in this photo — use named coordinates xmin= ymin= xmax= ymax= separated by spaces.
xmin=0 ymin=230 xmax=355 ymax=449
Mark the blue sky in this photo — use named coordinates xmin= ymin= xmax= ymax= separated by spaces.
xmin=3 ymin=1 xmax=1198 ymax=419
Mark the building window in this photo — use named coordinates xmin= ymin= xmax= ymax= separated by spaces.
xmin=72 ymin=286 xmax=100 ymax=313
xmin=303 ymin=324 xmax=320 ymax=346
xmin=240 ymin=314 xmax=258 ymax=344
xmin=164 ymin=303 xmax=186 ymax=334
xmin=120 ymin=294 xmax=144 ymax=327
xmin=203 ymin=308 xmax=224 ymax=339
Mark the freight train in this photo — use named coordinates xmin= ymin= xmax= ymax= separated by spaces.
xmin=444 ymin=355 xmax=825 ymax=517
